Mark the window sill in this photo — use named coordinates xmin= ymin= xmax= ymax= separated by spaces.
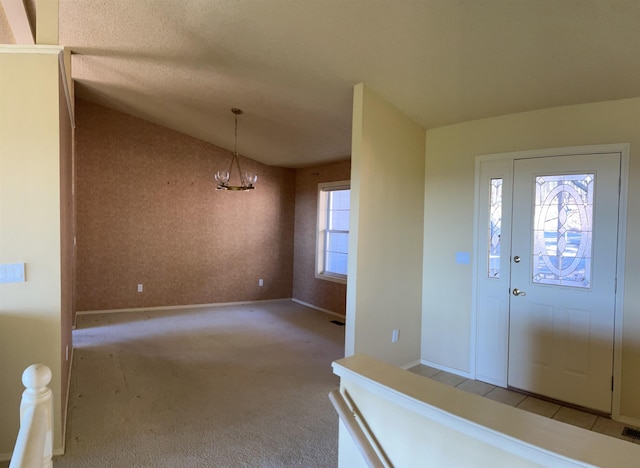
xmin=316 ymin=272 xmax=347 ymax=285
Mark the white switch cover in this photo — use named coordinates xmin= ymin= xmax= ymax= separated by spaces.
xmin=258 ymin=279 xmax=264 ymax=287
xmin=455 ymin=251 xmax=471 ymax=265
xmin=137 ymin=283 xmax=143 ymax=292
xmin=0 ymin=263 xmax=25 ymax=283
xmin=392 ymin=329 xmax=400 ymax=343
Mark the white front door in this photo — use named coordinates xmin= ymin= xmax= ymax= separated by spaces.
xmin=475 ymin=148 xmax=623 ymax=414
xmin=507 ymin=153 xmax=620 ymax=413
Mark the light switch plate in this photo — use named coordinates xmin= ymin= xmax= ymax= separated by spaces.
xmin=0 ymin=263 xmax=26 ymax=283
xmin=455 ymin=252 xmax=471 ymax=265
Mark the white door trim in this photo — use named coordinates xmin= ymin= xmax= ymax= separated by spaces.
xmin=472 ymin=143 xmax=629 ymax=419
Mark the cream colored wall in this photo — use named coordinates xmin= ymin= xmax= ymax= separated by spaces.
xmin=0 ymin=48 xmax=64 ymax=456
xmin=422 ymin=97 xmax=640 ymax=420
xmin=335 ymin=355 xmax=640 ymax=467
xmin=340 ymin=380 xmax=542 ymax=467
xmin=346 ymin=83 xmax=425 ymax=366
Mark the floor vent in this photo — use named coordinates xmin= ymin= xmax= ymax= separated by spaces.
xmin=622 ymin=427 xmax=640 ymax=439
xmin=330 ymin=320 xmax=345 ymax=326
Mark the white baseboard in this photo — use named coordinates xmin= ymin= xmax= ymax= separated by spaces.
xmin=614 ymin=414 xmax=640 ymax=428
xmin=419 ymin=358 xmax=473 ymax=379
xmin=76 ymin=298 xmax=293 ymax=316
xmin=291 ymin=298 xmax=345 ymax=319
xmin=0 ymin=447 xmax=64 ymax=462
xmin=400 ymin=359 xmax=422 ymax=370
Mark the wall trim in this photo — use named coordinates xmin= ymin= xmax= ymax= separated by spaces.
xmin=615 ymin=415 xmax=640 ymax=431
xmin=0 ymin=44 xmax=63 ymax=54
xmin=400 ymin=359 xmax=422 ymax=370
xmin=291 ymin=298 xmax=345 ymax=318
xmin=58 ymin=51 xmax=75 ymax=129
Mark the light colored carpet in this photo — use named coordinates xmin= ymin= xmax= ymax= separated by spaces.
xmin=54 ymin=300 xmax=345 ymax=467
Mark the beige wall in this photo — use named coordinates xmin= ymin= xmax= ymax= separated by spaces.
xmin=335 ymin=355 xmax=640 ymax=467
xmin=75 ymin=101 xmax=296 ymax=311
xmin=292 ymin=160 xmax=351 ymax=316
xmin=346 ymin=83 xmax=425 ymax=366
xmin=422 ymin=97 xmax=640 ymax=420
xmin=0 ymin=48 xmax=66 ymax=456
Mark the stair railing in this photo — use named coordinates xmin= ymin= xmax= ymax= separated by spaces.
xmin=329 ymin=389 xmax=392 ymax=468
xmin=9 ymin=364 xmax=53 ymax=468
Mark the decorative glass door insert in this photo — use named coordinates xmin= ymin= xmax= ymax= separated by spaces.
xmin=488 ymin=178 xmax=502 ymax=278
xmin=533 ymin=173 xmax=594 ymax=288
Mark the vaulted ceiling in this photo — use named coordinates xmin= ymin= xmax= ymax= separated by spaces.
xmin=3 ymin=1 xmax=640 ymax=167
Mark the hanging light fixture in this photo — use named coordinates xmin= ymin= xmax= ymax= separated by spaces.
xmin=214 ymin=108 xmax=258 ymax=191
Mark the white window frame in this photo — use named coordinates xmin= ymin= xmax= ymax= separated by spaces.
xmin=316 ymin=180 xmax=350 ymax=284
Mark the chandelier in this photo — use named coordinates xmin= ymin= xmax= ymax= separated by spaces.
xmin=214 ymin=108 xmax=258 ymax=191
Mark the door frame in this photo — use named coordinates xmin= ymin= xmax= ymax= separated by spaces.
xmin=472 ymin=143 xmax=629 ymax=419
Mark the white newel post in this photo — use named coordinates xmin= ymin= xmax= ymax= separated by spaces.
xmin=9 ymin=364 xmax=53 ymax=468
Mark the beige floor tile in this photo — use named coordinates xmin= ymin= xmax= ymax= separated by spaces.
xmin=552 ymin=406 xmax=597 ymax=429
xmin=456 ymin=379 xmax=496 ymax=396
xmin=430 ymin=371 xmax=467 ymax=387
xmin=592 ymin=417 xmax=635 ymax=442
xmin=408 ymin=364 xmax=441 ymax=379
xmin=516 ymin=396 xmax=561 ymax=418
xmin=422 ymin=374 xmax=640 ymax=446
xmin=484 ymin=387 xmax=527 ymax=407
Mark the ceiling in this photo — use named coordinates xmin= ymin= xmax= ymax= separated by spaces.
xmin=4 ymin=1 xmax=640 ymax=168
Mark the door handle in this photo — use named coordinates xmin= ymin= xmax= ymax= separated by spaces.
xmin=512 ymin=288 xmax=526 ymax=296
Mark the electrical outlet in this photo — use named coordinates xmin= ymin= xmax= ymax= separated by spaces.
xmin=258 ymin=279 xmax=264 ymax=287
xmin=392 ymin=329 xmax=400 ymax=343
xmin=137 ymin=283 xmax=143 ymax=293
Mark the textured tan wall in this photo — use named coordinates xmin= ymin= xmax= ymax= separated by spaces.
xmin=292 ymin=160 xmax=351 ymax=316
xmin=75 ymin=100 xmax=295 ymax=311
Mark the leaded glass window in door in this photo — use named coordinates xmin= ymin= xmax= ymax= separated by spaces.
xmin=533 ymin=174 xmax=594 ymax=288
xmin=488 ymin=178 xmax=502 ymax=278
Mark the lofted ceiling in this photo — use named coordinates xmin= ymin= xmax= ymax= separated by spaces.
xmin=4 ymin=1 xmax=640 ymax=167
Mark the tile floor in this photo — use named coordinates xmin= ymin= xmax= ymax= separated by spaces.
xmin=409 ymin=364 xmax=640 ymax=444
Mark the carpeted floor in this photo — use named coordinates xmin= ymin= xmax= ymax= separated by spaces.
xmin=54 ymin=300 xmax=345 ymax=467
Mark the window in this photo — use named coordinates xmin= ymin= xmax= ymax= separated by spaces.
xmin=533 ymin=173 xmax=594 ymax=288
xmin=316 ymin=181 xmax=350 ymax=283
xmin=488 ymin=178 xmax=502 ymax=278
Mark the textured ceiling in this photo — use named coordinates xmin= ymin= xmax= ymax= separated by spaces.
xmin=10 ymin=1 xmax=640 ymax=167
